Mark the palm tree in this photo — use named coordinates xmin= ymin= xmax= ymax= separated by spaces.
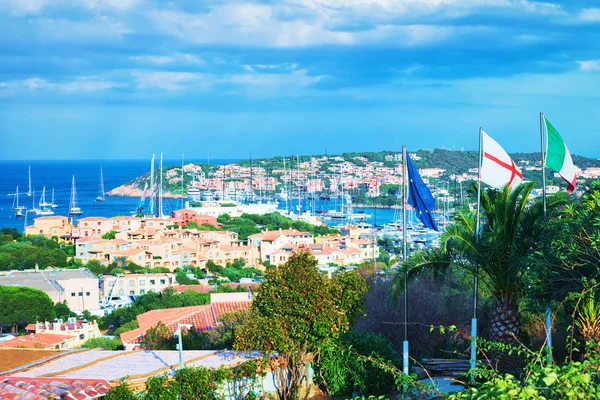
xmin=394 ymin=182 xmax=566 ymax=346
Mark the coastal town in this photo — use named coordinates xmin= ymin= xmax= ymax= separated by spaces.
xmin=3 ymin=0 xmax=600 ymax=396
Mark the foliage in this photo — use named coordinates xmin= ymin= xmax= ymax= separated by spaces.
xmin=182 ymin=309 xmax=250 ymax=350
xmin=102 ymin=230 xmax=118 ymax=240
xmin=0 ymin=286 xmax=55 ymax=333
xmin=85 ymin=259 xmax=107 ymax=276
xmin=114 ymin=320 xmax=139 ymax=336
xmin=0 ymin=227 xmax=21 ymax=240
xmin=0 ymin=235 xmax=68 ymax=271
xmin=106 ymin=361 xmax=263 ymax=400
xmin=141 ymin=321 xmax=175 ymax=350
xmin=314 ymin=331 xmax=401 ymax=397
xmin=451 ymin=357 xmax=600 ymax=399
xmin=394 ymin=184 xmax=566 ymax=348
xmin=81 ymin=337 xmax=124 ymax=350
xmin=53 ymin=301 xmax=74 ymax=320
xmin=175 ymin=271 xmax=199 ymax=285
xmin=531 ymin=181 xmax=600 ymax=304
xmin=234 ymin=250 xmax=367 ymax=400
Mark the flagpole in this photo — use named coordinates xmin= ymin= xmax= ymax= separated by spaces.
xmin=540 ymin=112 xmax=553 ymax=362
xmin=402 ymin=145 xmax=409 ymax=375
xmin=471 ymin=127 xmax=483 ymax=373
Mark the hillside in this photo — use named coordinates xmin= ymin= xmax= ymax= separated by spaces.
xmin=107 ymin=149 xmax=600 ymax=197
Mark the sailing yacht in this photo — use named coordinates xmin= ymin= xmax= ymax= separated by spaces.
xmin=12 ymin=186 xmax=25 ymax=217
xmin=28 ymin=188 xmax=40 ymax=214
xmin=36 ymin=186 xmax=54 ymax=216
xmin=39 ymin=186 xmax=52 ymax=207
xmin=50 ymin=188 xmax=58 ymax=208
xmin=69 ymin=176 xmax=83 ymax=216
xmin=95 ymin=167 xmax=105 ymax=202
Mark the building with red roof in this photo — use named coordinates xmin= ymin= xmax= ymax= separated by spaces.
xmin=120 ymin=292 xmax=252 ymax=350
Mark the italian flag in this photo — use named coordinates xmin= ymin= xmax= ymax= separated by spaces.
xmin=545 ymin=117 xmax=577 ymax=193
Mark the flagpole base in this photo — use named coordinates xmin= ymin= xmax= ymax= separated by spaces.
xmin=470 ymin=318 xmax=477 ymax=372
xmin=403 ymin=340 xmax=409 ymax=375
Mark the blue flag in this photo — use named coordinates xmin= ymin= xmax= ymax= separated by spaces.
xmin=406 ymin=152 xmax=439 ymax=231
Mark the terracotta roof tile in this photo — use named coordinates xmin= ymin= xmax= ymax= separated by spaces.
xmin=0 ymin=334 xmax=74 ymax=349
xmin=0 ymin=377 xmax=111 ymax=400
xmin=120 ymin=302 xmax=252 ymax=344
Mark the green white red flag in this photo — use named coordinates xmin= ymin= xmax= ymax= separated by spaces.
xmin=544 ymin=117 xmax=577 ymax=193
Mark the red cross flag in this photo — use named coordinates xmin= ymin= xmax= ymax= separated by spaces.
xmin=480 ymin=130 xmax=523 ymax=189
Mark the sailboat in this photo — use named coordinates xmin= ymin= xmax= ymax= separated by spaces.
xmin=50 ymin=188 xmax=58 ymax=208
xmin=39 ymin=186 xmax=52 ymax=207
xmin=12 ymin=186 xmax=25 ymax=217
xmin=69 ymin=176 xmax=83 ymax=216
xmin=26 ymin=166 xmax=32 ymax=197
xmin=36 ymin=186 xmax=54 ymax=216
xmin=28 ymin=188 xmax=40 ymax=213
xmin=95 ymin=167 xmax=105 ymax=202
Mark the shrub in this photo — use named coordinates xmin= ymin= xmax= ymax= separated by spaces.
xmin=81 ymin=337 xmax=124 ymax=351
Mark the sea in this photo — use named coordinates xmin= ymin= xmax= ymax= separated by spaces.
xmin=0 ymin=159 xmax=400 ymax=232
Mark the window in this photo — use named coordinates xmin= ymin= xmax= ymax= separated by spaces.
xmin=130 ymin=290 xmax=135 ymax=295
xmin=150 ymin=280 xmax=155 ymax=285
xmin=140 ymin=280 xmax=145 ymax=286
xmin=86 ymin=292 xmax=90 ymax=296
xmin=79 ymin=334 xmax=85 ymax=340
xmin=109 ymin=282 xmax=114 ymax=287
xmin=129 ymin=280 xmax=135 ymax=286
xmin=119 ymin=281 xmax=124 ymax=286
xmin=160 ymin=279 xmax=165 ymax=285
xmin=119 ymin=290 xmax=124 ymax=296
xmin=71 ymin=292 xmax=76 ymax=297
xmin=78 ymin=292 xmax=83 ymax=296
xmin=140 ymin=289 xmax=145 ymax=295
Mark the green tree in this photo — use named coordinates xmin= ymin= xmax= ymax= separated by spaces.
xmin=234 ymin=250 xmax=367 ymax=400
xmin=85 ymin=259 xmax=107 ymax=276
xmin=531 ymin=181 xmax=600 ymax=303
xmin=0 ymin=286 xmax=56 ymax=333
xmin=141 ymin=321 xmax=175 ymax=350
xmin=81 ymin=337 xmax=124 ymax=350
xmin=53 ymin=301 xmax=72 ymax=319
xmin=395 ymin=183 xmax=566 ymax=350
xmin=102 ymin=230 xmax=118 ymax=240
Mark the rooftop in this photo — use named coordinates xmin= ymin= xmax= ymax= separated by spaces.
xmin=0 ymin=333 xmax=74 ymax=349
xmin=0 ymin=377 xmax=111 ymax=399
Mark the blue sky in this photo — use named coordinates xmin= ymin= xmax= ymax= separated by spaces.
xmin=1 ymin=0 xmax=599 ymax=160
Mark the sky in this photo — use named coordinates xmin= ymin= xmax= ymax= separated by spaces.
xmin=0 ymin=0 xmax=599 ymax=160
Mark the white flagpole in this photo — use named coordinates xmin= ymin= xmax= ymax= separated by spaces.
xmin=540 ymin=112 xmax=553 ymax=362
xmin=471 ymin=127 xmax=483 ymax=372
xmin=402 ymin=145 xmax=409 ymax=375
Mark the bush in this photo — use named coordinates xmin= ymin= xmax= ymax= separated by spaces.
xmin=314 ymin=331 xmax=401 ymax=396
xmin=81 ymin=337 xmax=124 ymax=350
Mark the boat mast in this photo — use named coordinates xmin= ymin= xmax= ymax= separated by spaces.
xmin=100 ymin=167 xmax=105 ymax=200
xmin=158 ymin=153 xmax=164 ymax=218
xmin=283 ymin=158 xmax=289 ymax=213
xmin=181 ymin=154 xmax=185 ymax=209
xmin=149 ymin=154 xmax=155 ymax=215
xmin=27 ymin=165 xmax=32 ymax=197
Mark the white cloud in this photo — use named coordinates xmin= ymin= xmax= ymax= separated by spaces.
xmin=579 ymin=8 xmax=600 ymax=22
xmin=3 ymin=0 xmax=139 ymax=15
xmin=2 ymin=76 xmax=117 ymax=93
xmin=131 ymin=71 xmax=210 ymax=91
xmin=131 ymin=68 xmax=326 ymax=94
xmin=577 ymin=60 xmax=600 ymax=72
xmin=130 ymin=53 xmax=205 ymax=65
xmin=33 ymin=16 xmax=131 ymax=39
